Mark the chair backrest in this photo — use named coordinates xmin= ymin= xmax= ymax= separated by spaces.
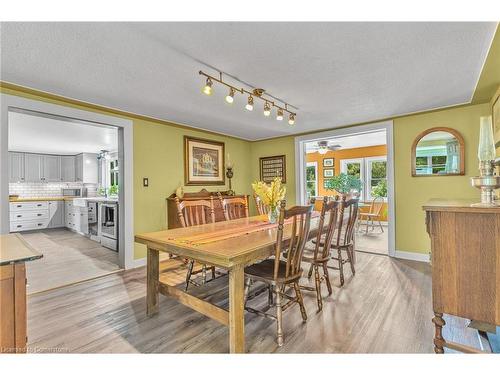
xmin=253 ymin=194 xmax=270 ymax=215
xmin=175 ymin=197 xmax=215 ymax=227
xmin=274 ymin=200 xmax=313 ymax=281
xmin=220 ymin=195 xmax=249 ymax=221
xmin=311 ymin=196 xmax=340 ymax=261
xmin=333 ymin=195 xmax=359 ymax=247
xmin=369 ymin=196 xmax=384 ymax=216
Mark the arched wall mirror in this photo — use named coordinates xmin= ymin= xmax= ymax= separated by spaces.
xmin=411 ymin=127 xmax=465 ymax=177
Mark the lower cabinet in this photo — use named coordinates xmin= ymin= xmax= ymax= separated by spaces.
xmin=48 ymin=201 xmax=64 ymax=228
xmin=64 ymin=201 xmax=88 ymax=235
xmin=10 ymin=200 xmax=64 ymax=232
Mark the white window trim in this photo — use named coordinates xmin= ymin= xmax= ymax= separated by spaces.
xmin=306 ymin=161 xmax=318 ymax=198
xmin=365 ymin=156 xmax=388 ymax=202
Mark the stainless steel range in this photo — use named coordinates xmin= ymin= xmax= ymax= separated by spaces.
xmin=99 ymin=202 xmax=118 ymax=251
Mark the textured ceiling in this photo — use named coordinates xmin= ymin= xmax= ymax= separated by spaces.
xmin=0 ymin=22 xmax=497 ymax=140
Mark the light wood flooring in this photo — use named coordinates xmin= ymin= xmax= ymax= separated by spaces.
xmin=355 ymin=227 xmax=388 ymax=255
xmin=26 ymin=252 xmax=483 ymax=353
xmin=20 ymin=228 xmax=121 ymax=294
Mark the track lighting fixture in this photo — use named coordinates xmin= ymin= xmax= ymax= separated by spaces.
xmin=202 ymin=77 xmax=213 ymax=95
xmin=198 ymin=70 xmax=297 ymax=124
xmin=263 ymin=101 xmax=271 ymax=116
xmin=245 ymin=95 xmax=254 ymax=111
xmin=276 ymin=108 xmax=284 ymax=121
xmin=225 ymin=87 xmax=235 ymax=104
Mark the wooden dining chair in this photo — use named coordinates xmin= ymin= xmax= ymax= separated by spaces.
xmin=328 ymin=196 xmax=359 ymax=286
xmin=174 ymin=197 xmax=216 ymax=290
xmin=301 ymin=196 xmax=340 ymax=311
xmin=359 ymin=196 xmax=384 ymax=233
xmin=243 ymin=200 xmax=313 ymax=346
xmin=219 ymin=194 xmax=249 ymax=220
xmin=253 ymin=193 xmax=270 ymax=215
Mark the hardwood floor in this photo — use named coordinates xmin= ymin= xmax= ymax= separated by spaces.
xmin=355 ymin=227 xmax=388 ymax=255
xmin=20 ymin=228 xmax=120 ymax=294
xmin=26 ymin=252 xmax=482 ymax=353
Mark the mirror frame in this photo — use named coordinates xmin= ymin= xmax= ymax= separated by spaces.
xmin=411 ymin=127 xmax=465 ymax=177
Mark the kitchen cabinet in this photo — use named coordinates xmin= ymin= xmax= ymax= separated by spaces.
xmin=64 ymin=200 xmax=88 ymax=234
xmin=9 ymin=201 xmax=50 ymax=232
xmin=48 ymin=201 xmax=64 ymax=228
xmin=61 ymin=155 xmax=76 ymax=182
xmin=42 ymin=155 xmax=61 ymax=182
xmin=24 ymin=153 xmax=42 ymax=182
xmin=75 ymin=153 xmax=98 ymax=184
xmin=8 ymin=152 xmax=25 ymax=183
xmin=23 ymin=153 xmax=61 ymax=182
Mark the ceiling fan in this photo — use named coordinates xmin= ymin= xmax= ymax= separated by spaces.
xmin=311 ymin=140 xmax=341 ymax=154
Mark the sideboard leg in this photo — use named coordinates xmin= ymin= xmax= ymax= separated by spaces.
xmin=432 ymin=312 xmax=445 ymax=353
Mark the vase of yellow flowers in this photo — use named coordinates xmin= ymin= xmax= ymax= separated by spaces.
xmin=252 ymin=177 xmax=286 ymax=224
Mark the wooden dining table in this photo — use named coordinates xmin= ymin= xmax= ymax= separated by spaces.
xmin=134 ymin=213 xmax=322 ymax=353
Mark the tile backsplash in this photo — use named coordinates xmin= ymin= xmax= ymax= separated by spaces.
xmin=9 ymin=182 xmax=98 ymax=198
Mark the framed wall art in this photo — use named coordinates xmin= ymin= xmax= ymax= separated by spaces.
xmin=323 ymin=158 xmax=334 ymax=167
xmin=323 ymin=169 xmax=334 ymax=178
xmin=259 ymin=155 xmax=286 ymax=183
xmin=184 ymin=136 xmax=225 ymax=185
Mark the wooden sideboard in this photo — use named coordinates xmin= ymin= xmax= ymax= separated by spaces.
xmin=166 ymin=189 xmax=249 ymax=229
xmin=423 ymin=199 xmax=500 ymax=353
xmin=0 ymin=234 xmax=42 ymax=353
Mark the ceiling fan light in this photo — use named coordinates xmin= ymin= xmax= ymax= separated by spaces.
xmin=245 ymin=95 xmax=254 ymax=111
xmin=225 ymin=87 xmax=235 ymax=104
xmin=318 ymin=148 xmax=328 ymax=155
xmin=288 ymin=114 xmax=295 ymax=125
xmin=202 ymin=78 xmax=213 ymax=95
xmin=276 ymin=108 xmax=284 ymax=121
xmin=263 ymin=101 xmax=271 ymax=116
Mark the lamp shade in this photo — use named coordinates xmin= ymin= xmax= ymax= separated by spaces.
xmin=478 ymin=116 xmax=496 ymax=161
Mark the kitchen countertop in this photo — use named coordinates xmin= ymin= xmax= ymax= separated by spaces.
xmin=9 ymin=197 xmax=74 ymax=202
xmin=0 ymin=233 xmax=43 ymax=266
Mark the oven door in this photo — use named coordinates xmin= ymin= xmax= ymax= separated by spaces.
xmin=100 ymin=203 xmax=117 ymax=240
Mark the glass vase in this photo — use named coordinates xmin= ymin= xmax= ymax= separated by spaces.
xmin=267 ymin=206 xmax=279 ymax=224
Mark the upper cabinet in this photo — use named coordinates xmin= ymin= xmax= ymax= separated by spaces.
xmin=9 ymin=152 xmax=25 ymax=183
xmin=9 ymin=151 xmax=98 ymax=184
xmin=75 ymin=153 xmax=98 ymax=184
xmin=61 ymin=155 xmax=76 ymax=182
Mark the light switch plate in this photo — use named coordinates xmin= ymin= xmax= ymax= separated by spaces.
xmin=143 ymin=178 xmax=149 ymax=187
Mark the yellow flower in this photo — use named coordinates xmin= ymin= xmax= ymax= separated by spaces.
xmin=252 ymin=177 xmax=286 ymax=209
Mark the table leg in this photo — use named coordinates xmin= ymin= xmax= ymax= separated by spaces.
xmin=147 ymin=246 xmax=159 ymax=316
xmin=228 ymin=264 xmax=245 ymax=353
xmin=432 ymin=311 xmax=445 ymax=353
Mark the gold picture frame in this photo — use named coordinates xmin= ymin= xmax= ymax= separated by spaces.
xmin=184 ymin=136 xmax=225 ymax=185
xmin=492 ymin=86 xmax=500 ymax=154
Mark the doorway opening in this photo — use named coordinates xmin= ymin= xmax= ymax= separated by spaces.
xmin=295 ymin=121 xmax=395 ymax=257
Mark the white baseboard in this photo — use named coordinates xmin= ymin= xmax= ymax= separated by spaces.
xmin=131 ymin=257 xmax=147 ymax=268
xmin=394 ymin=250 xmax=430 ymax=263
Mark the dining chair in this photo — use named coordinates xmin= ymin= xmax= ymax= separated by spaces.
xmin=359 ymin=196 xmax=384 ymax=233
xmin=253 ymin=193 xmax=270 ymax=215
xmin=328 ymin=196 xmax=359 ymax=286
xmin=301 ymin=196 xmax=340 ymax=311
xmin=219 ymin=194 xmax=249 ymax=220
xmin=174 ymin=196 xmax=217 ymax=290
xmin=243 ymin=200 xmax=313 ymax=346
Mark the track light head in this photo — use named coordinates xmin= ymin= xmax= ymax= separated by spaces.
xmin=245 ymin=95 xmax=254 ymax=111
xmin=225 ymin=87 xmax=235 ymax=104
xmin=288 ymin=114 xmax=295 ymax=125
xmin=276 ymin=108 xmax=284 ymax=121
xmin=202 ymin=78 xmax=213 ymax=95
xmin=263 ymin=101 xmax=271 ymax=117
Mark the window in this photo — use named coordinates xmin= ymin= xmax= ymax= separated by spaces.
xmin=340 ymin=156 xmax=387 ymax=201
xmin=305 ymin=162 xmax=318 ymax=200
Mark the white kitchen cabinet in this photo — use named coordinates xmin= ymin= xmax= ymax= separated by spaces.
xmin=42 ymin=155 xmax=61 ymax=182
xmin=9 ymin=201 xmax=50 ymax=232
xmin=9 ymin=152 xmax=25 ymax=183
xmin=75 ymin=153 xmax=98 ymax=184
xmin=61 ymin=155 xmax=76 ymax=182
xmin=48 ymin=201 xmax=64 ymax=228
xmin=24 ymin=153 xmax=42 ymax=182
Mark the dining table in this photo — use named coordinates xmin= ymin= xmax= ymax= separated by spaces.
xmin=134 ymin=213 xmax=322 ymax=353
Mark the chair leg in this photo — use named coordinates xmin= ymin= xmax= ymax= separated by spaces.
xmin=365 ymin=218 xmax=369 ymax=234
xmin=347 ymin=246 xmax=356 ymax=276
xmin=313 ymin=265 xmax=322 ymax=311
xmin=293 ymin=282 xmax=308 ymax=322
xmin=202 ymin=265 xmax=207 ymax=284
xmin=185 ymin=260 xmax=195 ymax=291
xmin=378 ymin=220 xmax=384 ymax=233
xmin=338 ymin=248 xmax=345 ymax=287
xmin=268 ymin=285 xmax=274 ymax=306
xmin=211 ymin=266 xmax=216 ymax=280
xmin=322 ymin=262 xmax=333 ymax=295
xmin=275 ymin=286 xmax=284 ymax=347
xmin=307 ymin=263 xmax=313 ymax=279
xmin=243 ymin=277 xmax=252 ymax=304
